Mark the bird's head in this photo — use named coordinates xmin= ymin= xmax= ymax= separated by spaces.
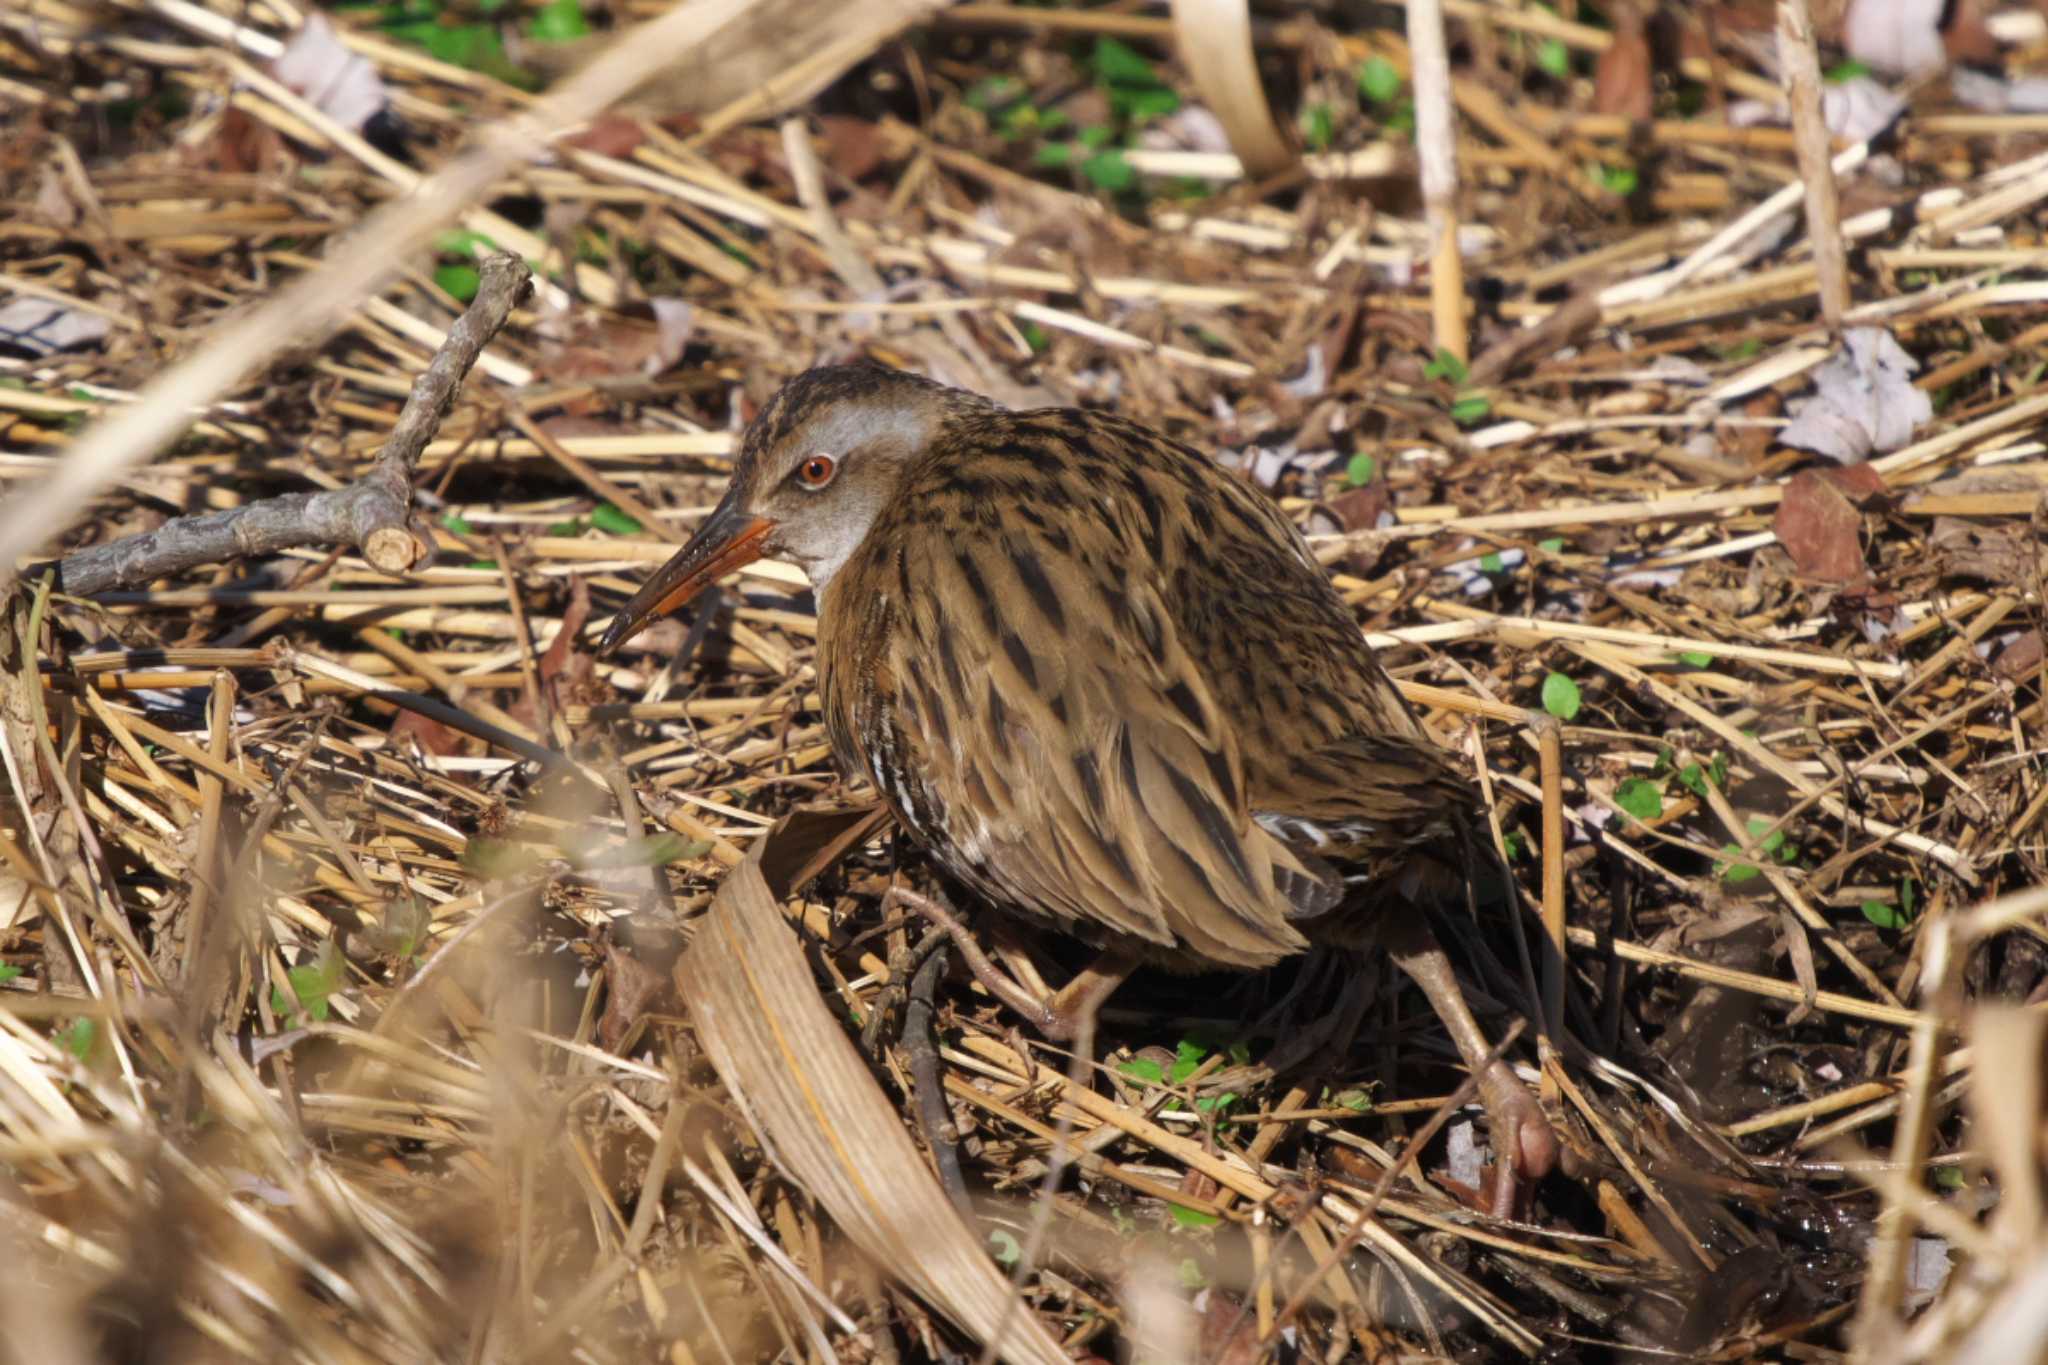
xmin=595 ymin=364 xmax=987 ymax=656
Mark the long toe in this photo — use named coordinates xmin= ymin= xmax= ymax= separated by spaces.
xmin=1481 ymin=1062 xmax=1557 ymax=1219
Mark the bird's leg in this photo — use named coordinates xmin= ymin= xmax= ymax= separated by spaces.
xmin=903 ymin=935 xmax=972 ymax=1214
xmin=1383 ymin=917 xmax=1558 ymax=1219
xmin=882 ymin=886 xmax=1133 ymax=1041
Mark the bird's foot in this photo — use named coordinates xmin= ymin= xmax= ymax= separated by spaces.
xmin=880 ymin=887 xmax=1132 ymax=1043
xmin=1477 ymin=1058 xmax=1558 ymax=1221
xmin=882 ymin=886 xmax=1061 ymax=1031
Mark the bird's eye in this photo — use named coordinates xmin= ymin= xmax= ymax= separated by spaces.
xmin=796 ymin=454 xmax=837 ymax=489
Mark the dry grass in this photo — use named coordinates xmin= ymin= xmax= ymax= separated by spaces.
xmin=3 ymin=1 xmax=2047 ymax=1360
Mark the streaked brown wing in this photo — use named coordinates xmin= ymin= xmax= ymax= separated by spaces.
xmin=850 ymin=456 xmax=1340 ymax=969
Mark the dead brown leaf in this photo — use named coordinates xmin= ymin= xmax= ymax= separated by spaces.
xmin=816 ymin=115 xmax=888 ymax=182
xmin=1774 ymin=469 xmax=1873 ymax=584
xmin=560 ymin=113 xmax=649 ymax=158
xmin=390 ymin=708 xmax=463 ymax=757
xmin=599 ymin=941 xmax=669 ymax=1052
xmin=1595 ymin=6 xmax=1655 ymax=120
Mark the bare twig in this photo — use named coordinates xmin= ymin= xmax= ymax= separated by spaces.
xmin=48 ymin=254 xmax=532 ymax=595
xmin=0 ymin=0 xmax=773 ymax=591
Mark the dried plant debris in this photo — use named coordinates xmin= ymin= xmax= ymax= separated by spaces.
xmin=2 ymin=0 xmax=2048 ymax=1359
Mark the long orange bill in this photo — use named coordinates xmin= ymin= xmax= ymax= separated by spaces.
xmin=595 ymin=491 xmax=776 ymax=656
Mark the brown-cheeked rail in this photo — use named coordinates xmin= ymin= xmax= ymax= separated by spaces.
xmin=596 ymin=364 xmax=1558 ymax=1215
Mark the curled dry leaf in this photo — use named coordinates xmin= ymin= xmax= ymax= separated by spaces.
xmin=1780 ymin=327 xmax=1931 ymax=464
xmin=675 ymin=833 xmax=1069 ymax=1365
xmin=1842 ymin=0 xmax=1950 ymax=73
xmin=0 ymin=297 xmax=110 ymax=356
xmin=271 ymin=14 xmax=389 ymax=133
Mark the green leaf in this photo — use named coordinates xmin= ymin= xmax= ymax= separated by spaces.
xmin=1862 ymin=899 xmax=1905 ymax=930
xmin=0 ymin=964 xmax=21 ymax=983
xmin=1717 ymin=845 xmax=1762 ymax=884
xmin=589 ymin=502 xmax=642 ymax=535
xmin=999 ymin=103 xmax=1041 ymax=138
xmin=440 ymin=512 xmax=475 ymax=535
xmin=1450 ymin=396 xmax=1492 ymax=426
xmin=1747 ymin=817 xmax=1787 ymax=857
xmin=462 ymin=837 xmax=544 ymax=877
xmin=1330 ymin=1087 xmax=1373 ymax=1113
xmin=1537 ymin=536 xmax=1564 ymax=553
xmin=1077 ymin=123 xmax=1114 ymax=150
xmin=1178 ymin=1256 xmax=1208 ymax=1288
xmin=1934 ymin=1164 xmax=1967 ymax=1190
xmin=465 ymin=560 xmax=498 ymax=571
xmin=434 ymin=264 xmax=481 ymax=301
xmin=1826 ymin=58 xmax=1872 ymax=84
xmin=526 ymin=0 xmax=588 ymax=40
xmin=1345 ymin=451 xmax=1375 ymax=486
xmin=1502 ymin=830 xmax=1527 ymax=861
xmin=1478 ymin=551 xmax=1505 ymax=574
xmin=964 ymin=75 xmax=1023 ymax=112
xmin=988 ymin=1229 xmax=1022 ymax=1267
xmin=1032 ymin=141 xmax=1073 ymax=169
xmin=1677 ymin=650 xmax=1714 ymax=668
xmin=1119 ymin=1056 xmax=1165 ymax=1084
xmin=1192 ymin=1091 xmax=1239 ymax=1114
xmin=1091 ymin=36 xmax=1162 ymax=89
xmin=1019 ymin=320 xmax=1049 ymax=354
xmin=1901 ymin=877 xmax=1919 ymax=916
xmin=385 ymin=20 xmax=517 ymax=78
xmin=433 ymin=228 xmax=498 ymax=255
xmin=1385 ymin=101 xmax=1416 ymax=136
xmin=576 ymin=834 xmax=713 ymax=869
xmin=1169 ymin=1204 xmax=1221 ymax=1228
xmin=1302 ymin=103 xmax=1334 ymax=151
xmin=1357 ymin=56 xmax=1401 ymax=104
xmin=1423 ymin=348 xmax=1470 ymax=386
xmin=1536 ymin=37 xmax=1571 ymax=78
xmin=1169 ymin=1038 xmax=1208 ymax=1084
xmin=1080 ymin=149 xmax=1135 ymax=193
xmin=1541 ymin=671 xmax=1581 ymax=721
xmin=1677 ymin=754 xmax=1726 ymax=797
xmin=1614 ymin=777 xmax=1663 ymax=822
xmin=58 ymin=1018 xmax=95 ymax=1061
xmin=1114 ymin=85 xmax=1180 ymax=121
xmin=271 ymin=961 xmax=337 ymax=1022
xmin=544 ymin=518 xmax=585 ymax=536
xmin=1594 ymin=163 xmax=1640 ymax=195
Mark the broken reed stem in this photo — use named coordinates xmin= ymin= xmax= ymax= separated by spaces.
xmin=49 ymin=254 xmax=532 ymax=593
xmin=1777 ymin=0 xmax=1849 ymax=331
xmin=1854 ymin=917 xmax=1959 ymax=1344
xmin=1405 ymin=0 xmax=1466 ymax=362
xmin=1537 ymin=719 xmax=1566 ymax=1067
